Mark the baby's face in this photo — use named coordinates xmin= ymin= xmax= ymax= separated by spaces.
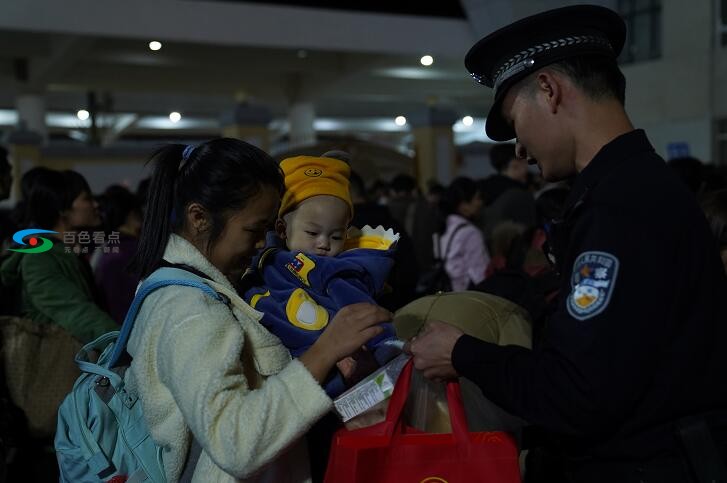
xmin=283 ymin=195 xmax=350 ymax=257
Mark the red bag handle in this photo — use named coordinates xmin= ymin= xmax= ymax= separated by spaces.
xmin=383 ymin=359 xmax=470 ymax=446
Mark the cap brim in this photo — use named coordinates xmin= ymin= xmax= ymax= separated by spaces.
xmin=485 ymin=96 xmax=514 ymax=142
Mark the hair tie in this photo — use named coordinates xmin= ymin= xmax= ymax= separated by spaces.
xmin=182 ymin=144 xmax=196 ymax=162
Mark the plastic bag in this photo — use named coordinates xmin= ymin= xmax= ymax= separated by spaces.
xmin=403 ymin=370 xmax=526 ymax=444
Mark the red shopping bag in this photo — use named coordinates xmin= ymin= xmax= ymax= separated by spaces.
xmin=324 ymin=360 xmax=521 ymax=483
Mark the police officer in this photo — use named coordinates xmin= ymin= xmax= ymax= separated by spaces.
xmin=405 ymin=5 xmax=727 ymax=482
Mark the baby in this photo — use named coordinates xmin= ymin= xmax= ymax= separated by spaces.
xmin=242 ymin=153 xmax=401 ymax=396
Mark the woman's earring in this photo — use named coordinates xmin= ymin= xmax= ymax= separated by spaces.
xmin=196 ymin=221 xmax=208 ymax=235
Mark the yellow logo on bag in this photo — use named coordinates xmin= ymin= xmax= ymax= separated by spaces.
xmin=285 ymin=288 xmax=329 ymax=331
xmin=420 ymin=478 xmax=449 ymax=483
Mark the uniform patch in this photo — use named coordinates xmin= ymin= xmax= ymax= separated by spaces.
xmin=567 ymin=251 xmax=619 ymax=320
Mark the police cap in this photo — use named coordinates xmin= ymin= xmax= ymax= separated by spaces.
xmin=465 ymin=5 xmax=626 ymax=141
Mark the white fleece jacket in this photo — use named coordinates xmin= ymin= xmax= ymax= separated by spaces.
xmin=126 ymin=234 xmax=332 ymax=482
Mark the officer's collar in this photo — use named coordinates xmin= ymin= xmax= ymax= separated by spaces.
xmin=562 ymin=129 xmax=654 ymax=218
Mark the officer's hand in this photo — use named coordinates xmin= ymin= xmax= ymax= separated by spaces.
xmin=403 ymin=320 xmax=463 ymax=381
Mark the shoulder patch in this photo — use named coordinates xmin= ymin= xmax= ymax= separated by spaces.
xmin=567 ymin=250 xmax=619 ymax=321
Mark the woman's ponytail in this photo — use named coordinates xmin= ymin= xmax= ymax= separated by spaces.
xmin=129 ymin=144 xmax=185 ymax=278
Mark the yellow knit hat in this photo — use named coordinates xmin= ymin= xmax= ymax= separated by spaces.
xmin=278 ymin=155 xmax=353 ymax=217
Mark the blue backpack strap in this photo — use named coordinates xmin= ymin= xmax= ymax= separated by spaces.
xmin=107 ymin=267 xmax=226 ymax=367
xmin=76 ymin=332 xmax=124 ymax=386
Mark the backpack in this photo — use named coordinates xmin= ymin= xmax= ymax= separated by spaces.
xmin=415 ymin=223 xmax=468 ymax=295
xmin=55 ymin=267 xmax=228 ymax=483
xmin=472 ymin=227 xmax=561 ymax=348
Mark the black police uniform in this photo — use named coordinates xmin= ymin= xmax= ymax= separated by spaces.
xmin=457 ymin=6 xmax=727 ymax=480
xmin=452 ymin=129 xmax=727 ymax=481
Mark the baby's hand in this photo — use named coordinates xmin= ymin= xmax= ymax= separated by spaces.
xmin=336 ymin=356 xmax=357 ymax=382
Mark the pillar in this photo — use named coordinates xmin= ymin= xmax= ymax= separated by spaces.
xmin=221 ymin=102 xmax=273 ymax=151
xmin=7 ymin=127 xmax=43 ymax=203
xmin=409 ymin=106 xmax=459 ymax=190
xmin=288 ymin=101 xmax=316 ymax=147
xmin=15 ymin=94 xmax=47 ymax=145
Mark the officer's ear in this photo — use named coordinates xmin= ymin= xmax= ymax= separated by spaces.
xmin=534 ymin=70 xmax=563 ymax=115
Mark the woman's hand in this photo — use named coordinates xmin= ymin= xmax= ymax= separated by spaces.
xmin=300 ymin=303 xmax=392 ymax=384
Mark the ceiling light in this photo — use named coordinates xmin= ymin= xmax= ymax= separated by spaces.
xmin=394 ymin=116 xmax=407 ymax=126
xmin=169 ymin=111 xmax=181 ymax=123
xmin=149 ymin=41 xmax=162 ymax=51
xmin=462 ymin=116 xmax=474 ymax=126
xmin=420 ymin=55 xmax=434 ymax=66
xmin=76 ymin=109 xmax=90 ymax=121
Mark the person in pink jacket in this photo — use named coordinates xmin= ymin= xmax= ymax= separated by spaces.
xmin=437 ymin=177 xmax=490 ymax=291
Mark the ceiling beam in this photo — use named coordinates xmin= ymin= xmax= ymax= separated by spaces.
xmin=27 ymin=35 xmax=95 ymax=89
xmin=101 ymin=113 xmax=139 ymax=146
xmin=2 ymin=0 xmax=476 ymax=56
